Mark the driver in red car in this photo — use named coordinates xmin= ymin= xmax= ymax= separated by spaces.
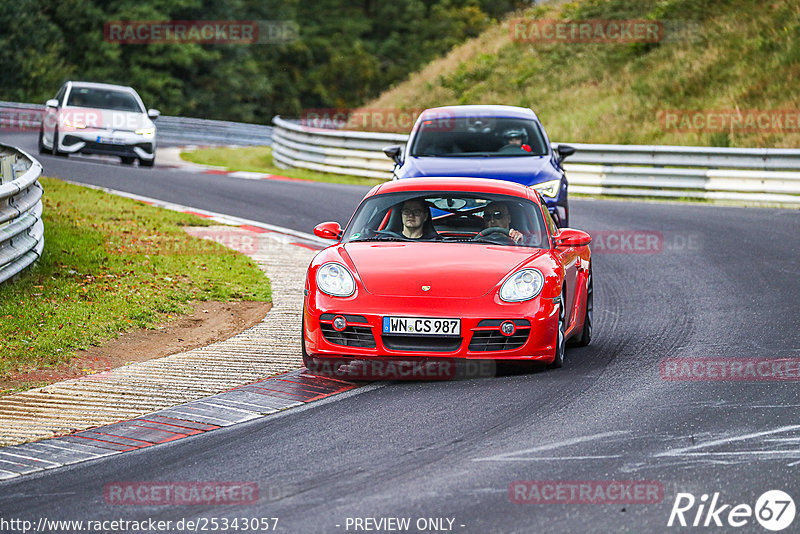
xmin=483 ymin=202 xmax=523 ymax=243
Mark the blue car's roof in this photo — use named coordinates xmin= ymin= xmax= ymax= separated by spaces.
xmin=419 ymin=105 xmax=540 ymax=122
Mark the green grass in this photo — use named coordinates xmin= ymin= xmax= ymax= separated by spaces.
xmin=181 ymin=145 xmax=386 ymax=187
xmin=362 ymin=0 xmax=800 ymax=149
xmin=0 ymin=177 xmax=271 ymax=385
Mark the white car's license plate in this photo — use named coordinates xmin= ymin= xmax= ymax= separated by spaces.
xmin=383 ymin=316 xmax=460 ymax=336
xmin=97 ymin=136 xmax=125 ymax=144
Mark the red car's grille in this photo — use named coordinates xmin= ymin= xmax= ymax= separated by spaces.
xmin=319 ymin=314 xmax=376 ymax=348
xmin=469 ymin=319 xmax=531 ymax=352
xmin=382 ymin=335 xmax=463 ymax=352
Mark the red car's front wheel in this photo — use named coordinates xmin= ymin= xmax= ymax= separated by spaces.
xmin=571 ymin=268 xmax=593 ymax=347
xmin=548 ymin=292 xmax=566 ymax=368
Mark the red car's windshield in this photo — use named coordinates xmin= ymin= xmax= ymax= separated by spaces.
xmin=343 ymin=191 xmax=551 ymax=248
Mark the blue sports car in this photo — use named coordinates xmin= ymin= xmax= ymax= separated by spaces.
xmin=383 ymin=105 xmax=574 ymax=227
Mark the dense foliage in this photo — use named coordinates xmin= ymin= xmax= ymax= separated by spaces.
xmin=0 ymin=0 xmax=526 ymax=122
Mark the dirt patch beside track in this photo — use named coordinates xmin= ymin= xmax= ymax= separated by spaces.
xmin=0 ymin=300 xmax=271 ymax=394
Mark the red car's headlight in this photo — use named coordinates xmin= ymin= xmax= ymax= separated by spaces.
xmin=316 ymin=262 xmax=355 ymax=297
xmin=500 ymin=268 xmax=544 ymax=302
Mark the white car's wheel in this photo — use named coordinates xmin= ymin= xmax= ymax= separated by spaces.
xmin=37 ymin=129 xmax=48 ymax=155
xmin=52 ymin=127 xmax=68 ymax=157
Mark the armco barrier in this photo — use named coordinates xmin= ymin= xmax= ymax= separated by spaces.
xmin=271 ymin=116 xmax=406 ymax=179
xmin=3 ymin=101 xmax=798 ymax=203
xmin=0 ymin=101 xmax=272 ymax=147
xmin=271 ymin=115 xmax=800 ymax=204
xmin=0 ymin=144 xmax=44 ymax=285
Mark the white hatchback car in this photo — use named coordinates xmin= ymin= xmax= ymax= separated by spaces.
xmin=39 ymin=81 xmax=160 ymax=167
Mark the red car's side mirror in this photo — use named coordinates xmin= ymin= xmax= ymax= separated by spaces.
xmin=555 ymin=228 xmax=591 ymax=248
xmin=314 ymin=221 xmax=342 ymax=240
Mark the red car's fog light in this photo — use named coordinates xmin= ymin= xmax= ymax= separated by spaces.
xmin=500 ymin=321 xmax=516 ymax=337
xmin=332 ymin=315 xmax=347 ymax=331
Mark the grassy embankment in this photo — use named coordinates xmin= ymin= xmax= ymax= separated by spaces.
xmin=0 ymin=178 xmax=271 ymax=393
xmin=363 ymin=0 xmax=800 ymax=148
xmin=180 ymin=146 xmax=386 ymax=187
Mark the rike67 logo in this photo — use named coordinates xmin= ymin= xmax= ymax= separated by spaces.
xmin=667 ymin=490 xmax=795 ymax=531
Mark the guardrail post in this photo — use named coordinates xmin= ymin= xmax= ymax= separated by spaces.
xmin=0 ymin=154 xmax=13 ymax=185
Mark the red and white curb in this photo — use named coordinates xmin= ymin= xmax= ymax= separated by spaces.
xmin=0 ymin=371 xmax=365 ymax=480
xmin=60 ymin=180 xmax=329 ymax=251
xmin=201 ymin=168 xmax=310 ymax=182
xmin=158 ymin=146 xmax=310 ymax=184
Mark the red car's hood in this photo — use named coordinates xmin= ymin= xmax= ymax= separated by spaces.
xmin=342 ymin=242 xmax=546 ymax=298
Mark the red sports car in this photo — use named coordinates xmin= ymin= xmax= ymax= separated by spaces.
xmin=302 ymin=177 xmax=592 ymax=379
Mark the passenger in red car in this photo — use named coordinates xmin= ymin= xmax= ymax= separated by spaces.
xmin=483 ymin=202 xmax=524 ymax=243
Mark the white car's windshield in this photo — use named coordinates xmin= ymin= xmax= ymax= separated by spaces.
xmin=67 ymin=88 xmax=143 ymax=113
xmin=344 ymin=191 xmax=550 ymax=248
xmin=409 ymin=117 xmax=548 ymax=157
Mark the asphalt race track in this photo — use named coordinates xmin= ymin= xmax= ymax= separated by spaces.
xmin=1 ymin=131 xmax=800 ymax=533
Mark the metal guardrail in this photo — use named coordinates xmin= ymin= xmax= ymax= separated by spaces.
xmin=0 ymin=101 xmax=272 ymax=146
xmin=561 ymin=142 xmax=800 ymax=170
xmin=272 ymin=116 xmax=405 ymax=179
xmin=0 ymin=144 xmax=44 ymax=285
xmin=157 ymin=116 xmax=272 ymax=146
xmin=2 ymin=101 xmax=798 ymax=203
xmin=271 ymin=115 xmax=800 ymax=203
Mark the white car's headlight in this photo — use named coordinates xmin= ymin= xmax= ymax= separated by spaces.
xmin=500 ymin=268 xmax=544 ymax=302
xmin=316 ymin=262 xmax=355 ymax=297
xmin=135 ymin=127 xmax=155 ymax=138
xmin=62 ymin=119 xmax=86 ymax=129
xmin=531 ymin=179 xmax=561 ymax=198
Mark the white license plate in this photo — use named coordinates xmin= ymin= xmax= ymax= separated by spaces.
xmin=97 ymin=136 xmax=125 ymax=144
xmin=382 ymin=316 xmax=460 ymax=336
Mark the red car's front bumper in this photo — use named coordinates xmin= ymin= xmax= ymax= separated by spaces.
xmin=303 ymin=292 xmax=560 ymax=370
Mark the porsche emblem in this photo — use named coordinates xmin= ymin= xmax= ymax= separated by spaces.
xmin=422 ymin=285 xmax=431 ymax=291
